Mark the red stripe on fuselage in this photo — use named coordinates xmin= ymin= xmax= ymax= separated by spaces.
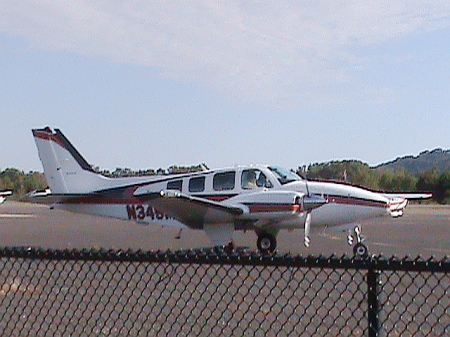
xmin=247 ymin=204 xmax=301 ymax=213
xmin=326 ymin=196 xmax=388 ymax=208
xmin=51 ymin=191 xmax=386 ymax=210
xmin=205 ymin=195 xmax=233 ymax=202
xmin=57 ymin=196 xmax=143 ymax=205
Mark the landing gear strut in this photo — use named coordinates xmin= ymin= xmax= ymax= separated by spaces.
xmin=348 ymin=225 xmax=368 ymax=258
xmin=257 ymin=233 xmax=277 ymax=253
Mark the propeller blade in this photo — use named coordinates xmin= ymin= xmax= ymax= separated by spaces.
xmin=304 ymin=212 xmax=311 ymax=247
xmin=302 ymin=194 xmax=326 ymax=248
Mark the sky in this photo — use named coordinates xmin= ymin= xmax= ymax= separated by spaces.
xmin=1 ymin=1 xmax=449 ymax=172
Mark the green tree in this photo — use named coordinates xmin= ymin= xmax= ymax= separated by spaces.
xmin=416 ymin=168 xmax=440 ymax=192
xmin=435 ymin=172 xmax=450 ymax=204
xmin=378 ymin=169 xmax=417 ymax=191
xmin=300 ymin=161 xmax=379 ymax=189
xmin=0 ymin=168 xmax=47 ymax=197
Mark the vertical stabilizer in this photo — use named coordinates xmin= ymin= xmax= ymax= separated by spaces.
xmin=32 ymin=127 xmax=108 ymax=194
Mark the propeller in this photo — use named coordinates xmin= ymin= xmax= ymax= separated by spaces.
xmin=301 ymin=165 xmax=326 ymax=247
xmin=302 ymin=194 xmax=326 ymax=247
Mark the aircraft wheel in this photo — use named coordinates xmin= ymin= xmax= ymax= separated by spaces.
xmin=257 ymin=234 xmax=277 ymax=253
xmin=353 ymin=243 xmax=368 ymax=258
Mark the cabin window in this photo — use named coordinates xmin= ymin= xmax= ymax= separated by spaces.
xmin=167 ymin=180 xmax=183 ymax=191
xmin=213 ymin=171 xmax=235 ymax=191
xmin=241 ymin=169 xmax=273 ymax=189
xmin=189 ymin=176 xmax=205 ymax=192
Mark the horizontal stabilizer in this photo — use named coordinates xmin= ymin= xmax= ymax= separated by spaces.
xmin=0 ymin=190 xmax=13 ymax=196
xmin=0 ymin=190 xmax=13 ymax=204
xmin=21 ymin=192 xmax=89 ymax=205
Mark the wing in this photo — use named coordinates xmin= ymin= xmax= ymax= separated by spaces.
xmin=383 ymin=192 xmax=432 ymax=218
xmin=383 ymin=193 xmax=433 ymax=200
xmin=135 ymin=190 xmax=245 ymax=229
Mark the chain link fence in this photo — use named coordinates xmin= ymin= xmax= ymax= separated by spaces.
xmin=0 ymin=247 xmax=448 ymax=336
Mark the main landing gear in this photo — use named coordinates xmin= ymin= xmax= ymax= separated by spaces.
xmin=257 ymin=233 xmax=277 ymax=253
xmin=348 ymin=225 xmax=368 ymax=258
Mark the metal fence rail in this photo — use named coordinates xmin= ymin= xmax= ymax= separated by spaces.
xmin=0 ymin=247 xmax=448 ymax=336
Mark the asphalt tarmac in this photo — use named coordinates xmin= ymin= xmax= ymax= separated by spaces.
xmin=1 ymin=201 xmax=448 ymax=336
xmin=0 ymin=201 xmax=449 ymax=258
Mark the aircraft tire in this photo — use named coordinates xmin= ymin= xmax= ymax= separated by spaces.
xmin=353 ymin=243 xmax=368 ymax=258
xmin=257 ymin=234 xmax=277 ymax=253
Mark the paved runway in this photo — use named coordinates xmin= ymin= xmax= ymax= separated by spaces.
xmin=0 ymin=201 xmax=449 ymax=258
xmin=1 ymin=202 xmax=448 ymax=336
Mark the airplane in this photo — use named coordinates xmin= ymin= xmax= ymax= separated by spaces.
xmin=31 ymin=127 xmax=432 ymax=257
xmin=0 ymin=190 xmax=13 ymax=204
xmin=24 ymin=188 xmax=52 ymax=198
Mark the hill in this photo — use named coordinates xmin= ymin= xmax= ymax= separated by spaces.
xmin=374 ymin=148 xmax=450 ymax=176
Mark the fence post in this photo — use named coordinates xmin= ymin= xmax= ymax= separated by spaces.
xmin=367 ymin=267 xmax=380 ymax=337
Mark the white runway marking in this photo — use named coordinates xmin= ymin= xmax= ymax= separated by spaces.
xmin=370 ymin=242 xmax=397 ymax=248
xmin=0 ymin=214 xmax=37 ymax=218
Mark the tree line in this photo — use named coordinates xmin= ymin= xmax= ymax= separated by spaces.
xmin=297 ymin=160 xmax=450 ymax=204
xmin=0 ymin=168 xmax=47 ymax=197
xmin=1 ymin=162 xmax=449 ymax=204
xmin=0 ymin=164 xmax=207 ymax=199
xmin=92 ymin=163 xmax=208 ymax=177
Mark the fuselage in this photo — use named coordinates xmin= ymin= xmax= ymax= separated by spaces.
xmin=54 ymin=165 xmax=391 ymax=232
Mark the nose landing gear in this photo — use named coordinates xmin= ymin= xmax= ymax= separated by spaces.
xmin=348 ymin=225 xmax=368 ymax=258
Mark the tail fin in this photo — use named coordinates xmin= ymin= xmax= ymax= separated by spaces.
xmin=32 ymin=127 xmax=108 ymax=194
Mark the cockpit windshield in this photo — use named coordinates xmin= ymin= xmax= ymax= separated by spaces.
xmin=268 ymin=166 xmax=302 ymax=185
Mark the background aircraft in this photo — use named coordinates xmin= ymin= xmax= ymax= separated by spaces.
xmin=31 ymin=127 xmax=431 ymax=256
xmin=0 ymin=190 xmax=13 ymax=204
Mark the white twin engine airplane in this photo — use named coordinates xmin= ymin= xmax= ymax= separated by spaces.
xmin=32 ymin=127 xmax=430 ymax=256
xmin=0 ymin=190 xmax=13 ymax=204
